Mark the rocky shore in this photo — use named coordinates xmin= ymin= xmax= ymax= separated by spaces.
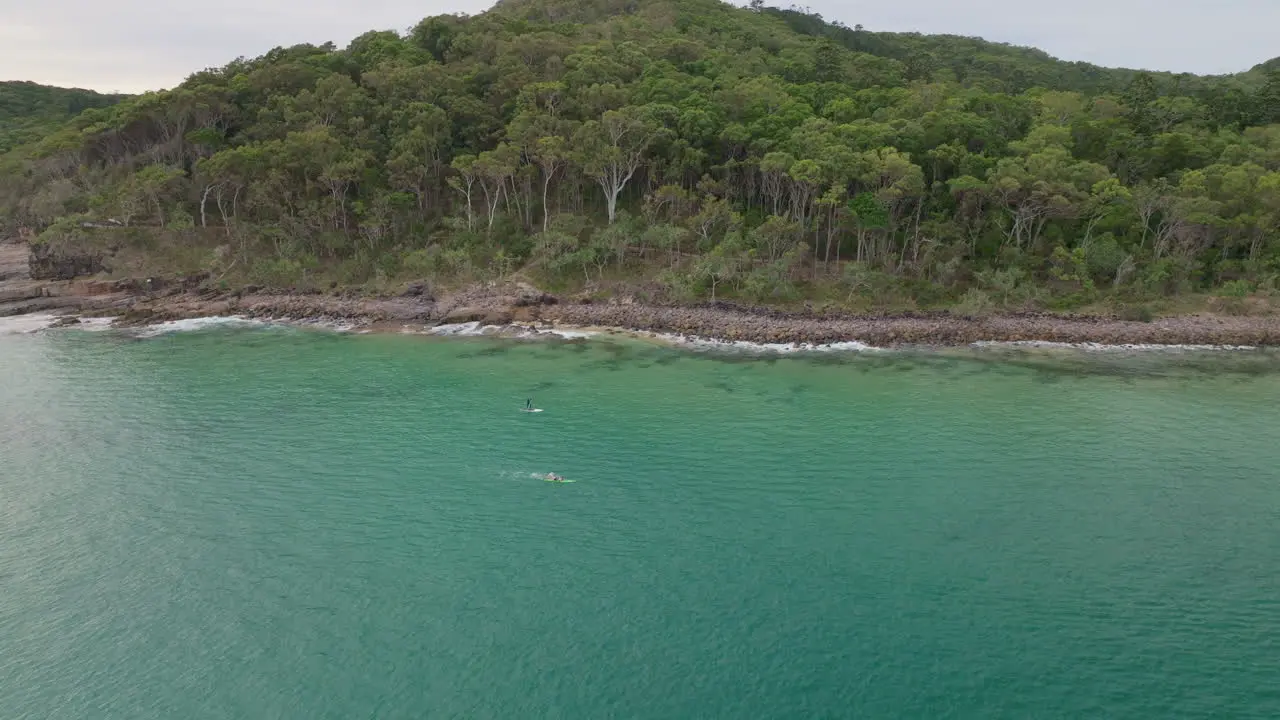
xmin=4 ymin=238 xmax=1280 ymax=347
xmin=544 ymin=303 xmax=1280 ymax=347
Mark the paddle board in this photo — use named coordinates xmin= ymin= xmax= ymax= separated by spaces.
xmin=522 ymin=408 xmax=544 ymax=413
xmin=544 ymin=478 xmax=576 ymax=483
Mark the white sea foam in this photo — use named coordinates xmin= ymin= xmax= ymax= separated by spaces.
xmin=286 ymin=317 xmax=361 ymax=333
xmin=427 ymin=321 xmax=490 ymax=336
xmin=970 ymin=340 xmax=1259 ymax=353
xmin=131 ymin=316 xmax=271 ymax=338
xmin=75 ymin=317 xmax=117 ymax=331
xmin=658 ymin=333 xmax=884 ymax=354
xmin=0 ymin=314 xmax=118 ymax=334
xmin=0 ymin=313 xmax=57 ymax=334
xmin=423 ymin=322 xmax=599 ymax=340
xmin=536 ymin=327 xmax=600 ymax=339
xmin=7 ymin=312 xmax=361 ymax=337
xmin=671 ymin=337 xmax=1256 ymax=355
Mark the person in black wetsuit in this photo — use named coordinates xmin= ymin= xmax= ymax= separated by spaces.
xmin=525 ymin=398 xmax=533 ymax=410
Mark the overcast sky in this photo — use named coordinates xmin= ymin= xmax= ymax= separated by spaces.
xmin=1 ymin=0 xmax=1276 ymax=93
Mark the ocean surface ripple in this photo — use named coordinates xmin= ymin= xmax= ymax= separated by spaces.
xmin=2 ymin=324 xmax=1280 ymax=718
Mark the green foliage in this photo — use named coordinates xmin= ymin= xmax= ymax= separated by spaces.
xmin=250 ymin=256 xmax=320 ymax=288
xmin=841 ymin=262 xmax=907 ymax=305
xmin=1112 ymin=301 xmax=1155 ymax=322
xmin=954 ymin=288 xmax=995 ymax=317
xmin=33 ymin=214 xmax=92 ymax=246
xmin=167 ymin=208 xmax=196 ymax=230
xmin=1 ymin=0 xmax=1277 ymax=311
xmin=0 ymin=81 xmax=126 ymax=153
xmin=975 ymin=266 xmax=1044 ymax=308
xmin=1140 ymin=257 xmax=1199 ymax=296
xmin=1213 ymin=279 xmax=1258 ymax=315
xmin=1084 ymin=233 xmax=1127 ymax=281
xmin=1049 ymin=245 xmax=1089 ymax=284
xmin=1218 ymin=279 xmax=1254 ymax=298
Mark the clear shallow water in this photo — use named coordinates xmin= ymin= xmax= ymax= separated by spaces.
xmin=2 ymin=324 xmax=1280 ymax=719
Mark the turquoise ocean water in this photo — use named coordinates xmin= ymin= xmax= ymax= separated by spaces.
xmin=2 ymin=320 xmax=1279 ymax=718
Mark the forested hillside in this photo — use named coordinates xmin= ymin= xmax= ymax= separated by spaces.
xmin=798 ymin=11 xmax=1272 ymax=89
xmin=0 ymin=82 xmax=126 ymax=154
xmin=2 ymin=0 xmax=1279 ymax=312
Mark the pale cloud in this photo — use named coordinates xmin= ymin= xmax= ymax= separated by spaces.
xmin=0 ymin=0 xmax=1275 ymax=93
xmin=800 ymin=0 xmax=1279 ymax=76
xmin=0 ymin=0 xmax=493 ymax=92
xmin=0 ymin=22 xmax=42 ymax=41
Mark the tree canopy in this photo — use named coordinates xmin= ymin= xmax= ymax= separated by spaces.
xmin=0 ymin=81 xmax=127 ymax=154
xmin=3 ymin=0 xmax=1280 ymax=311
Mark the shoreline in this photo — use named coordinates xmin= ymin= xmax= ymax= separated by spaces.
xmin=5 ymin=310 xmax=1271 ymax=357
xmin=5 ymin=241 xmax=1280 ymax=348
xmin=540 ymin=303 xmax=1280 ymax=349
xmin=4 ymin=289 xmax=1280 ymax=350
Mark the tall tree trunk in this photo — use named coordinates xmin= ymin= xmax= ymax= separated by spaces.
xmin=604 ymin=185 xmax=621 ymax=224
xmin=200 ymin=184 xmax=218 ymax=228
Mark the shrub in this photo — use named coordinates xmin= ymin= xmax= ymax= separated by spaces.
xmin=954 ymin=288 xmax=995 ymax=317
xmin=249 ymin=257 xmax=317 ymax=288
xmin=1213 ymin=279 xmax=1257 ymax=316
xmin=166 ymin=208 xmax=195 ymax=230
xmin=1217 ymin=279 xmax=1254 ymax=298
xmin=1085 ymin=233 xmax=1126 ymax=281
xmin=1115 ymin=303 xmax=1155 ymax=322
xmin=1139 ymin=257 xmax=1197 ymax=295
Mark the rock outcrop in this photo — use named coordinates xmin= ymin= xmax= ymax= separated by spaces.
xmin=27 ymin=239 xmax=110 ymax=280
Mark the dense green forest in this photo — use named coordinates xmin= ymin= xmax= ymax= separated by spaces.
xmin=3 ymin=0 xmax=1280 ymax=312
xmin=0 ymin=82 xmax=126 ymax=154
